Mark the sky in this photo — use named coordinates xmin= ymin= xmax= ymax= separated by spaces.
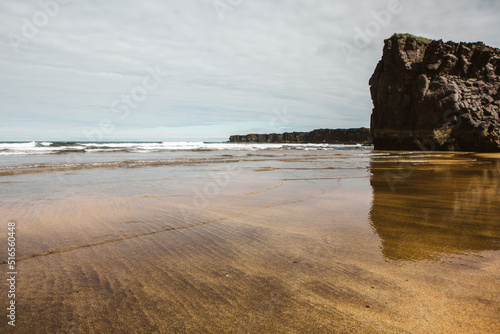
xmin=1 ymin=0 xmax=499 ymax=141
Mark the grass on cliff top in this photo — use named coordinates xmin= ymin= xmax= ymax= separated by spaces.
xmin=391 ymin=33 xmax=433 ymax=44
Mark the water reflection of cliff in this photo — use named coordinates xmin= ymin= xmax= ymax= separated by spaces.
xmin=369 ymin=154 xmax=500 ymax=262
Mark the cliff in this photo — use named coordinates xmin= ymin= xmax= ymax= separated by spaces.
xmin=229 ymin=128 xmax=371 ymax=144
xmin=369 ymin=33 xmax=500 ymax=152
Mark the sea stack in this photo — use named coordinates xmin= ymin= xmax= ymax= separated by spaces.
xmin=369 ymin=34 xmax=500 ymax=152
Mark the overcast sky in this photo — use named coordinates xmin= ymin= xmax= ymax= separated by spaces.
xmin=1 ymin=0 xmax=499 ymax=141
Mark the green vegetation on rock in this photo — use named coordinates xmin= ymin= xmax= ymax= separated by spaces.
xmin=391 ymin=33 xmax=433 ymax=44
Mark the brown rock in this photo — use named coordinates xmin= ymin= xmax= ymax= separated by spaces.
xmin=369 ymin=33 xmax=500 ymax=152
xmin=229 ymin=128 xmax=371 ymax=145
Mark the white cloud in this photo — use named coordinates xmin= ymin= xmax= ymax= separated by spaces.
xmin=1 ymin=0 xmax=499 ymax=141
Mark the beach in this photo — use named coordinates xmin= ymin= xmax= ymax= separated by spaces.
xmin=0 ymin=144 xmax=499 ymax=333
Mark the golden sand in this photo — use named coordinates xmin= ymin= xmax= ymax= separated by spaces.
xmin=0 ymin=152 xmax=498 ymax=333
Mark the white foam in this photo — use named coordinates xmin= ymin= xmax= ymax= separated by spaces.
xmin=0 ymin=141 xmax=368 ymax=155
xmin=0 ymin=141 xmax=36 ymax=149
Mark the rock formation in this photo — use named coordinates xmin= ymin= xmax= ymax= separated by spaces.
xmin=369 ymin=34 xmax=500 ymax=152
xmin=229 ymin=128 xmax=371 ymax=144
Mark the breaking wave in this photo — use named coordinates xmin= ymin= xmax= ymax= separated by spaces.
xmin=0 ymin=141 xmax=370 ymax=156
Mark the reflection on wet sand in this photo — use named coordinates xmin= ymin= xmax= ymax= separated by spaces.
xmin=369 ymin=153 xmax=500 ymax=261
xmin=1 ymin=150 xmax=499 ymax=333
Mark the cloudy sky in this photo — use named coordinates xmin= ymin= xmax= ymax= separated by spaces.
xmin=1 ymin=0 xmax=499 ymax=141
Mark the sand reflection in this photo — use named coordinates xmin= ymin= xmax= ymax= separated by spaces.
xmin=369 ymin=154 xmax=500 ymax=261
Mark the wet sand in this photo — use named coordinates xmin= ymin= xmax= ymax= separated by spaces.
xmin=1 ymin=151 xmax=499 ymax=333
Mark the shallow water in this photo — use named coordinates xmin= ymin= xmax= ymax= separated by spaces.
xmin=0 ymin=148 xmax=498 ymax=333
xmin=369 ymin=152 xmax=500 ymax=261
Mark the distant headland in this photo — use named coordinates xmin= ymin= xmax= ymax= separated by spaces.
xmin=228 ymin=128 xmax=371 ymax=145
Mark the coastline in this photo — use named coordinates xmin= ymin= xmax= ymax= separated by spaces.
xmin=228 ymin=128 xmax=372 ymax=145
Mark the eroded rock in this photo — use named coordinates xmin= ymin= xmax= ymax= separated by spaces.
xmin=369 ymin=34 xmax=500 ymax=152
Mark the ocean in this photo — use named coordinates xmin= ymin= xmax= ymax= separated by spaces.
xmin=0 ymin=140 xmax=368 ymax=155
xmin=0 ymin=140 xmax=370 ymax=173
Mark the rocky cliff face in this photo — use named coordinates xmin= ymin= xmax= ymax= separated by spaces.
xmin=369 ymin=34 xmax=500 ymax=152
xmin=229 ymin=128 xmax=371 ymax=144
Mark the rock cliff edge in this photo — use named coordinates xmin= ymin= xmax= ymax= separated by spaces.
xmin=369 ymin=34 xmax=500 ymax=152
xmin=229 ymin=128 xmax=371 ymax=144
